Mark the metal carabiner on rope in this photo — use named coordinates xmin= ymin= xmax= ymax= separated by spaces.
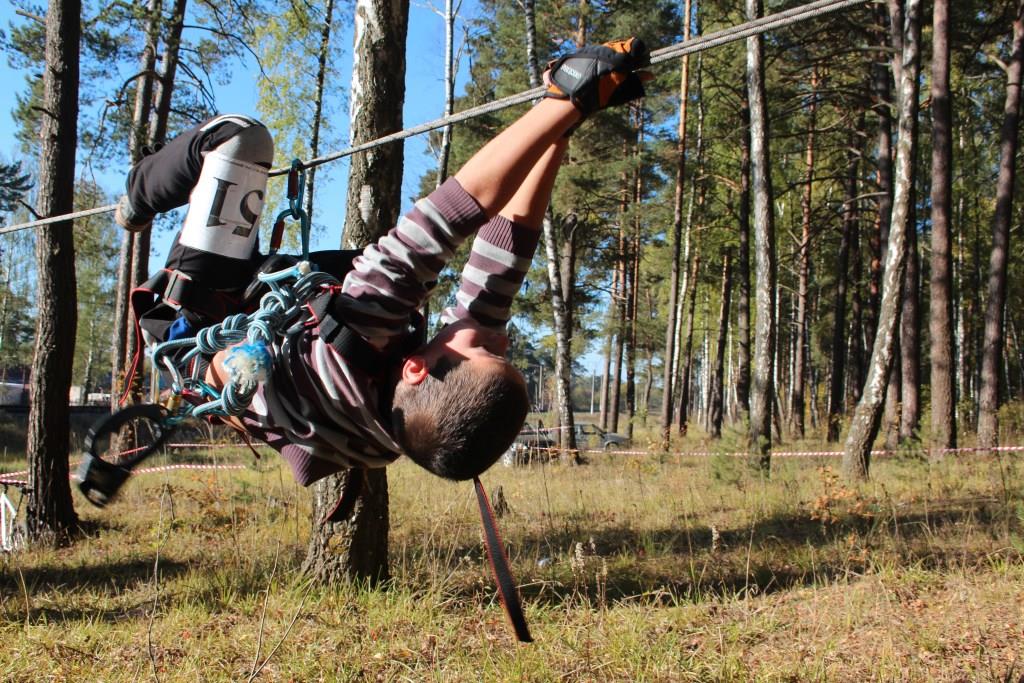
xmin=268 ymin=159 xmax=311 ymax=260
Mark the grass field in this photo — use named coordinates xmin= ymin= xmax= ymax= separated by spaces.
xmin=1 ymin=434 xmax=1022 ymax=681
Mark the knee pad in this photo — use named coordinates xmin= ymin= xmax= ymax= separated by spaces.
xmin=179 ymin=117 xmax=274 ymax=260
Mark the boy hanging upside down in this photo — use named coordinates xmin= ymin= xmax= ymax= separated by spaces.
xmin=119 ymin=39 xmax=651 ymax=487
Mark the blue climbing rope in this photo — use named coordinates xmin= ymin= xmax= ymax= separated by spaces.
xmin=150 ymin=159 xmax=328 ymax=422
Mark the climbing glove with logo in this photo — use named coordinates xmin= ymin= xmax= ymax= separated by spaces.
xmin=544 ymin=37 xmax=652 ymax=118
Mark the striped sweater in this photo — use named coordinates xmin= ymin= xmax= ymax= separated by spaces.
xmin=242 ymin=178 xmax=541 ymax=485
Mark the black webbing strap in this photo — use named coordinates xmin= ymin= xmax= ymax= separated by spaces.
xmin=321 ymin=469 xmax=366 ymax=524
xmin=473 ymin=476 xmax=532 ymax=643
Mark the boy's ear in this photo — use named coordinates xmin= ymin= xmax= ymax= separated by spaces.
xmin=401 ymin=355 xmax=430 ymax=385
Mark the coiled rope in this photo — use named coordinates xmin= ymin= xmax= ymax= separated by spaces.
xmin=151 ymin=260 xmax=339 ymax=418
xmin=0 ymin=0 xmax=870 ymax=236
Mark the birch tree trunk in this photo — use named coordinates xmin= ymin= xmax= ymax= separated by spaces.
xmin=435 ymin=0 xmax=455 ymax=187
xmin=978 ymin=0 xmax=1024 ymax=449
xmin=305 ymin=0 xmax=409 ymax=584
xmin=843 ymin=0 xmax=921 ymax=478
xmin=929 ymin=1 xmax=955 ymax=453
xmin=524 ymin=0 xmax=577 ymax=460
xmin=745 ymin=0 xmax=776 ymax=467
xmin=26 ymin=0 xmax=81 ymax=544
xmin=660 ymin=0 xmax=692 ymax=450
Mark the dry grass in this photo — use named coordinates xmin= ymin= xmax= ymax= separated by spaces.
xmin=1 ymin=437 xmax=1022 ymax=681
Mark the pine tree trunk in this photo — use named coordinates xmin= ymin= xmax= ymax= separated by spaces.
xmin=677 ymin=254 xmax=700 ymax=435
xmin=735 ymin=102 xmax=752 ymax=420
xmin=111 ymin=0 xmax=161 ymax=407
xmin=305 ymin=0 xmax=409 ymax=584
xmin=26 ymin=0 xmax=81 ymax=544
xmin=625 ymin=110 xmax=644 ymax=441
xmin=122 ymin=0 xmax=163 ymax=404
xmin=899 ymin=199 xmax=920 ymax=442
xmin=826 ymin=129 xmax=861 ymax=442
xmin=709 ymin=251 xmax=732 ymax=438
xmin=928 ymin=0 xmax=955 ymax=450
xmin=843 ymin=0 xmax=921 ymax=478
xmin=340 ymin=0 xmax=409 ymax=250
xmin=150 ymin=0 xmax=186 ymax=146
xmin=792 ymin=70 xmax=818 ymax=439
xmin=660 ymin=0 xmax=692 ymax=450
xmin=745 ymin=0 xmax=776 ymax=467
xmin=978 ymin=1 xmax=1024 ymax=449
xmin=305 ymin=0 xmax=336 ymax=217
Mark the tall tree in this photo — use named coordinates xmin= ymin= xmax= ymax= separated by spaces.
xmin=791 ymin=67 xmax=818 ymax=439
xmin=708 ymin=250 xmax=732 ymax=438
xmin=26 ymin=0 xmax=81 ymax=543
xmin=660 ymin=0 xmax=692 ymax=450
xmin=978 ymin=0 xmax=1024 ymax=449
xmin=304 ymin=0 xmax=409 ymax=584
xmin=843 ymin=0 xmax=921 ymax=478
xmin=524 ymin=0 xmax=578 ymax=460
xmin=745 ymin=0 xmax=777 ymax=467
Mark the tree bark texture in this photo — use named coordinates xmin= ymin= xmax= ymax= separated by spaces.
xmin=27 ymin=0 xmax=81 ymax=543
xmin=524 ymin=4 xmax=577 ymax=460
xmin=978 ymin=1 xmax=1024 ymax=449
xmin=709 ymin=251 xmax=733 ymax=438
xmin=843 ymin=0 xmax=921 ymax=479
xmin=341 ymin=0 xmax=409 ymax=250
xmin=676 ymin=254 xmax=700 ymax=435
xmin=899 ymin=193 xmax=920 ymax=442
xmin=660 ymin=0 xmax=692 ymax=450
xmin=306 ymin=0 xmax=409 ymax=584
xmin=827 ymin=125 xmax=862 ymax=442
xmin=305 ymin=0 xmax=336 ymax=219
xmin=745 ymin=0 xmax=776 ymax=467
xmin=735 ymin=102 xmax=752 ymax=420
xmin=792 ymin=69 xmax=818 ymax=439
xmin=925 ymin=0 xmax=954 ymax=454
xmin=112 ymin=0 xmax=161 ymax=407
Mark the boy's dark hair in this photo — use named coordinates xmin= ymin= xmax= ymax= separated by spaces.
xmin=392 ymin=359 xmax=529 ymax=480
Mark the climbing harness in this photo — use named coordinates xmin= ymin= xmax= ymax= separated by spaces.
xmin=78 ymin=161 xmax=329 ymax=504
xmin=76 ymin=162 xmax=533 ymax=642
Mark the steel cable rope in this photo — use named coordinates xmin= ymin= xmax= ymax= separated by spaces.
xmin=0 ymin=0 xmax=869 ymax=236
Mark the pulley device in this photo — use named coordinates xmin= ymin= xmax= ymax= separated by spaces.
xmin=76 ymin=160 xmax=532 ymax=642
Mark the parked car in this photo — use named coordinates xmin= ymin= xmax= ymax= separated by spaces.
xmin=573 ymin=423 xmax=630 ymax=451
xmin=501 ymin=425 xmax=555 ymax=466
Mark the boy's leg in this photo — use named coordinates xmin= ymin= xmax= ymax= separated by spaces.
xmin=454 ymin=99 xmax=578 ymax=216
xmin=498 ymin=138 xmax=569 ymax=228
xmin=454 ymin=37 xmax=648 ymax=217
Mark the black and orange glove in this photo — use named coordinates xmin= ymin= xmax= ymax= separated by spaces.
xmin=544 ymin=37 xmax=652 ymax=118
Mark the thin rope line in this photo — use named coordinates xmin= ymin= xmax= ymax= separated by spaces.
xmin=276 ymin=0 xmax=869 ymax=176
xmin=0 ymin=203 xmax=118 ymax=235
xmin=0 ymin=0 xmax=869 ymax=235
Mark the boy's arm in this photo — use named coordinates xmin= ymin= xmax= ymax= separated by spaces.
xmin=336 ymin=179 xmax=487 ymax=343
xmin=441 ymin=138 xmax=567 ymax=330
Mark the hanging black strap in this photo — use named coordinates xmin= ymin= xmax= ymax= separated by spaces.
xmin=474 ymin=476 xmax=532 ymax=643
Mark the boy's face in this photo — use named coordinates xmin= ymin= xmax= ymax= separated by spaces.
xmin=400 ymin=319 xmax=524 ymax=387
